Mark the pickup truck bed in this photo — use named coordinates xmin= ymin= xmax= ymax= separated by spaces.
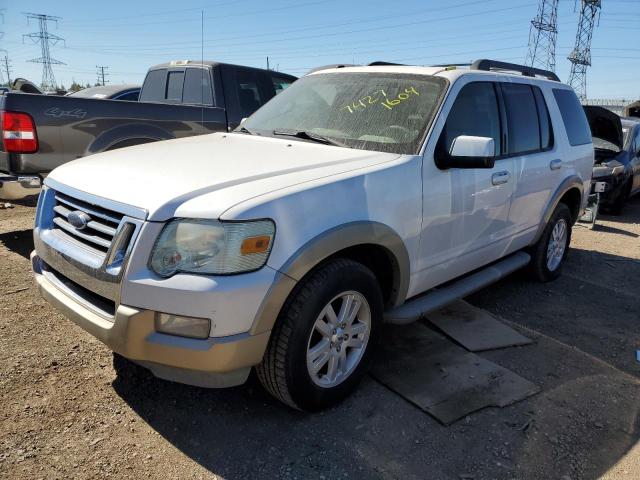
xmin=0 ymin=61 xmax=296 ymax=198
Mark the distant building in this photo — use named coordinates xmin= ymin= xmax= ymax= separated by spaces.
xmin=583 ymin=98 xmax=639 ymax=117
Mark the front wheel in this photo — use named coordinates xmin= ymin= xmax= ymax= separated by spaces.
xmin=527 ymin=202 xmax=572 ymax=282
xmin=256 ymin=258 xmax=383 ymax=411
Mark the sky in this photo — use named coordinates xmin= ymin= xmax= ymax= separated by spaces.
xmin=0 ymin=0 xmax=639 ymax=99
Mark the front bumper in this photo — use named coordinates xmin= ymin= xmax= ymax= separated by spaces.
xmin=32 ymin=252 xmax=271 ymax=388
xmin=0 ymin=175 xmax=41 ymax=200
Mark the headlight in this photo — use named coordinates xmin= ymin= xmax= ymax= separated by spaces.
xmin=592 ymin=165 xmax=624 ymax=179
xmin=150 ymin=219 xmax=275 ymax=277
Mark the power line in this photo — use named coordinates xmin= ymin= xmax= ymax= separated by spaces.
xmin=96 ymin=65 xmax=109 ymax=86
xmin=23 ymin=12 xmax=66 ymax=91
xmin=525 ymin=0 xmax=559 ymax=71
xmin=567 ymin=0 xmax=602 ymax=100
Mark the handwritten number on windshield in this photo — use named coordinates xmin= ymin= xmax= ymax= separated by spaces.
xmin=341 ymin=89 xmax=387 ymax=114
xmin=381 ymin=87 xmax=420 ymax=110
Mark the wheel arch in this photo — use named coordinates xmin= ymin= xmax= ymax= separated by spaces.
xmin=532 ymin=176 xmax=584 ymax=245
xmin=250 ymin=221 xmax=410 ymax=335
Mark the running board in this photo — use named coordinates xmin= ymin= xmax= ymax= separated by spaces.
xmin=384 ymin=251 xmax=531 ymax=325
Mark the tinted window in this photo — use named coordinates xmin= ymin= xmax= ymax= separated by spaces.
xmin=166 ymin=71 xmax=184 ymax=101
xmin=236 ymin=73 xmax=263 ymax=117
xmin=114 ymin=91 xmax=139 ymax=101
xmin=553 ymin=89 xmax=592 ymax=146
xmin=533 ymin=87 xmax=552 ymax=149
xmin=502 ymin=83 xmax=539 ymax=154
xmin=271 ymin=75 xmax=293 ymax=95
xmin=183 ymin=68 xmax=214 ymax=106
xmin=139 ymin=69 xmax=166 ymax=102
xmin=440 ymin=82 xmax=501 ymax=156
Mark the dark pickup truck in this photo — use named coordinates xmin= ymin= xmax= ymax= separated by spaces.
xmin=0 ymin=61 xmax=296 ymax=199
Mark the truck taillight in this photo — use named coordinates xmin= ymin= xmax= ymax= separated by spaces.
xmin=2 ymin=111 xmax=39 ymax=153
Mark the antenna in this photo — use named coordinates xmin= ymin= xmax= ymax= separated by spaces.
xmin=23 ymin=12 xmax=65 ymax=91
xmin=567 ymin=0 xmax=602 ymax=100
xmin=201 ymin=10 xmax=205 ymax=129
xmin=525 ymin=0 xmax=559 ymax=72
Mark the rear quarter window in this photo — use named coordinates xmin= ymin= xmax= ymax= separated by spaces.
xmin=552 ymin=89 xmax=592 ymax=146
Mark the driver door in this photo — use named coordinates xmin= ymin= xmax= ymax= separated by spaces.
xmin=412 ymin=80 xmax=515 ymax=295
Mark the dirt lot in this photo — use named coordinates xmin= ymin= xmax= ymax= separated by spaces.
xmin=1 ymin=197 xmax=639 ymax=480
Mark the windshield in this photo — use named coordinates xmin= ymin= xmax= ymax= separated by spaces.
xmin=241 ymin=72 xmax=448 ymax=155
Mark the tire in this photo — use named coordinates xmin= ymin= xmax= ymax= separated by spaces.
xmin=527 ymin=202 xmax=572 ymax=282
xmin=256 ymin=258 xmax=383 ymax=411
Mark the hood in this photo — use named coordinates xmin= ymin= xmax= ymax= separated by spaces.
xmin=583 ymin=106 xmax=624 ymax=150
xmin=47 ymin=133 xmax=400 ymax=221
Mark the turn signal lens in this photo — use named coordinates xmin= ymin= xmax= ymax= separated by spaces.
xmin=2 ymin=111 xmax=39 ymax=153
xmin=241 ymin=235 xmax=271 ymax=255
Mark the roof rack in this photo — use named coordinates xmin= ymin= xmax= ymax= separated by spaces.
xmin=368 ymin=61 xmax=406 ymax=66
xmin=306 ymin=63 xmax=357 ymax=74
xmin=470 ymin=59 xmax=560 ymax=82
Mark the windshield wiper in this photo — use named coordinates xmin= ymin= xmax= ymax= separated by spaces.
xmin=235 ymin=125 xmax=260 ymax=135
xmin=272 ymin=129 xmax=349 ymax=148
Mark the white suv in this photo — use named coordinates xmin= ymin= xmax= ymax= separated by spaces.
xmin=32 ymin=60 xmax=593 ymax=410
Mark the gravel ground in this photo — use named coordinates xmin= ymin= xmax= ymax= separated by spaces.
xmin=0 ymin=196 xmax=638 ymax=480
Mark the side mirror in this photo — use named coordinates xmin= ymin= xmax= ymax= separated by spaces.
xmin=436 ymin=135 xmax=496 ymax=169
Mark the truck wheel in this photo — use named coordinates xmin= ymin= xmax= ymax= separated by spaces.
xmin=527 ymin=203 xmax=572 ymax=282
xmin=256 ymin=258 xmax=383 ymax=411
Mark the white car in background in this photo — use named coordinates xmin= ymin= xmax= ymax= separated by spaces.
xmin=32 ymin=59 xmax=593 ymax=411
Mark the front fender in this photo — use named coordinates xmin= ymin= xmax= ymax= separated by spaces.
xmin=250 ymin=221 xmax=410 ymax=335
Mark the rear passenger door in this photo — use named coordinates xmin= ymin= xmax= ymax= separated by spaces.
xmin=630 ymin=127 xmax=640 ymax=194
xmin=501 ymin=82 xmax=557 ymax=235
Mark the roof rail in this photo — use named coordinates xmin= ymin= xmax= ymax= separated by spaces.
xmin=368 ymin=61 xmax=406 ymax=66
xmin=470 ymin=59 xmax=560 ymax=82
xmin=306 ymin=64 xmax=358 ymax=74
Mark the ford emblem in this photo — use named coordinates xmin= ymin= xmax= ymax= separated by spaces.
xmin=67 ymin=210 xmax=91 ymax=230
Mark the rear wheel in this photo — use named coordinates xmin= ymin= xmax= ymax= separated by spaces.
xmin=527 ymin=203 xmax=572 ymax=282
xmin=256 ymin=258 xmax=383 ymax=411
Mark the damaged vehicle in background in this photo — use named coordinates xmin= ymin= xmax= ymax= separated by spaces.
xmin=584 ymin=106 xmax=640 ymax=215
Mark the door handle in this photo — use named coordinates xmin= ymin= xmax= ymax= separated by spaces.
xmin=491 ymin=171 xmax=510 ymax=185
xmin=550 ymin=159 xmax=562 ymax=170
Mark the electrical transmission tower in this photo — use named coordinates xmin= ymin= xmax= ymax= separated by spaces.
xmin=96 ymin=66 xmax=109 ymax=86
xmin=525 ymin=0 xmax=559 ymax=72
xmin=567 ymin=0 xmax=602 ymax=100
xmin=0 ymin=9 xmax=5 ymax=85
xmin=23 ymin=13 xmax=65 ymax=91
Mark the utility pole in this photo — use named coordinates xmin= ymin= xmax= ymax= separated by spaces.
xmin=23 ymin=12 xmax=65 ymax=92
xmin=2 ymin=54 xmax=11 ymax=85
xmin=525 ymin=0 xmax=559 ymax=72
xmin=266 ymin=56 xmax=270 ymax=71
xmin=567 ymin=0 xmax=602 ymax=101
xmin=96 ymin=65 xmax=109 ymax=86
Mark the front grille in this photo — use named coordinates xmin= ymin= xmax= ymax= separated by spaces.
xmin=52 ymin=191 xmax=124 ymax=255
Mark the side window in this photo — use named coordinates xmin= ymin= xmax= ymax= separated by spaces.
xmin=166 ymin=71 xmax=185 ymax=101
xmin=114 ymin=91 xmax=139 ymax=101
xmin=501 ymin=83 xmax=540 ymax=154
xmin=236 ymin=74 xmax=263 ymax=117
xmin=533 ymin=87 xmax=553 ymax=149
xmin=271 ymin=75 xmax=293 ymax=95
xmin=183 ymin=68 xmax=214 ymax=106
xmin=139 ymin=69 xmax=166 ymax=102
xmin=439 ymin=82 xmax=501 ymax=156
xmin=634 ymin=128 xmax=640 ymax=155
xmin=552 ymin=89 xmax=592 ymax=146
